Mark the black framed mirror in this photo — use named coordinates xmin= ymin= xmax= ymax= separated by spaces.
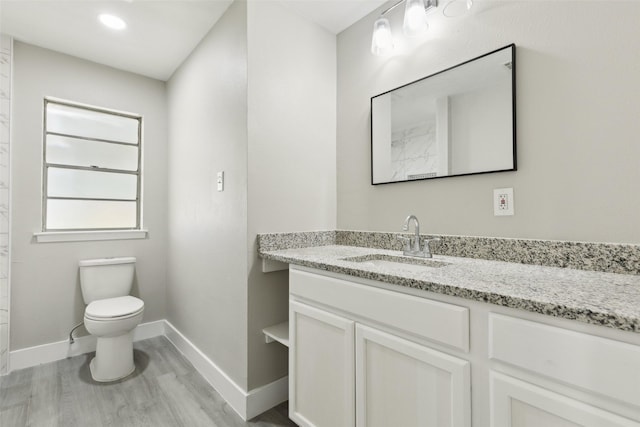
xmin=371 ymin=44 xmax=516 ymax=185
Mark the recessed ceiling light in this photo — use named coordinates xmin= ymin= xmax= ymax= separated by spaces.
xmin=98 ymin=14 xmax=127 ymax=31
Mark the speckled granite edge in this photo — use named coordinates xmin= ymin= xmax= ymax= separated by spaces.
xmin=261 ymin=247 xmax=640 ymax=332
xmin=257 ymin=230 xmax=640 ymax=275
xmin=335 ymin=230 xmax=640 ymax=276
xmin=257 ymin=230 xmax=336 ymax=252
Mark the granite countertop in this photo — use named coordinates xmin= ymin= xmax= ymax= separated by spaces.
xmin=260 ymin=244 xmax=640 ymax=333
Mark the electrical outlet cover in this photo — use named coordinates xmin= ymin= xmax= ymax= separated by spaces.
xmin=494 ymin=188 xmax=514 ymax=216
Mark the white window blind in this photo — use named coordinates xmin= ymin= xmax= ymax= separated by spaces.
xmin=43 ymin=98 xmax=142 ymax=231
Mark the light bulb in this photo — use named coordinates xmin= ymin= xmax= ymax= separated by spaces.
xmin=403 ymin=0 xmax=428 ymax=37
xmin=371 ymin=17 xmax=394 ymax=56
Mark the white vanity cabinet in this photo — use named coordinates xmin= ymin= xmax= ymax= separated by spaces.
xmin=286 ymin=264 xmax=640 ymax=427
xmin=289 ymin=301 xmax=355 ymax=427
xmin=355 ymin=324 xmax=470 ymax=427
xmin=490 ymin=372 xmax=639 ymax=427
xmin=288 ymin=266 xmax=471 ymax=427
xmin=488 ymin=313 xmax=640 ymax=427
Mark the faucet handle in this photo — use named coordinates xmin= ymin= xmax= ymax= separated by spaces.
xmin=422 ymin=237 xmax=441 ymax=255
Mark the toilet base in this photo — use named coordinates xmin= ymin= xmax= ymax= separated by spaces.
xmin=90 ymin=357 xmax=135 ymax=383
xmin=89 ymin=331 xmax=136 ymax=382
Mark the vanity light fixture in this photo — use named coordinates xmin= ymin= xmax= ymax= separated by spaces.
xmin=98 ymin=13 xmax=127 ymax=31
xmin=403 ymin=0 xmax=429 ymax=36
xmin=371 ymin=17 xmax=394 ymax=55
xmin=371 ymin=0 xmax=472 ymax=56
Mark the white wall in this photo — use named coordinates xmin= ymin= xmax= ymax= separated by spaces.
xmin=166 ymin=0 xmax=249 ymax=389
xmin=246 ymin=0 xmax=336 ymax=389
xmin=337 ymin=1 xmax=640 ymax=243
xmin=11 ymin=42 xmax=168 ymax=350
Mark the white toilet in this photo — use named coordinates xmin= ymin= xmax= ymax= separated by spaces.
xmin=79 ymin=257 xmax=144 ymax=382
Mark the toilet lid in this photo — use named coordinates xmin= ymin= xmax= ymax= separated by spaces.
xmin=85 ymin=296 xmax=144 ymax=319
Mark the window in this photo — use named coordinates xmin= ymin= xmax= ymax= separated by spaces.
xmin=42 ymin=98 xmax=142 ymax=231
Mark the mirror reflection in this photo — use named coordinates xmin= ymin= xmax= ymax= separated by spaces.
xmin=371 ymin=44 xmax=516 ymax=184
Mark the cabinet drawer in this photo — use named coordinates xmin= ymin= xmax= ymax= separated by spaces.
xmin=290 ymin=267 xmax=469 ymax=352
xmin=489 ymin=313 xmax=640 ymax=408
xmin=491 ymin=372 xmax=640 ymax=427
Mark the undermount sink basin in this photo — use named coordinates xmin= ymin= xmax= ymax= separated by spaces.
xmin=342 ymin=254 xmax=448 ymax=273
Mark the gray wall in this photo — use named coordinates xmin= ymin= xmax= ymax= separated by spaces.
xmin=11 ymin=42 xmax=168 ymax=350
xmin=166 ymin=0 xmax=249 ymax=389
xmin=246 ymin=0 xmax=336 ymax=389
xmin=337 ymin=1 xmax=640 ymax=243
xmin=166 ymin=0 xmax=336 ymax=392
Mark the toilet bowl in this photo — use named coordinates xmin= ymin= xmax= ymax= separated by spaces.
xmin=84 ymin=296 xmax=144 ymax=382
xmin=79 ymin=258 xmax=144 ymax=382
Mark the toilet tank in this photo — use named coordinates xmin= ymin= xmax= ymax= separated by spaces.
xmin=79 ymin=257 xmax=136 ymax=304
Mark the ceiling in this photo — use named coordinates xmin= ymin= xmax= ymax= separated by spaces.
xmin=279 ymin=0 xmax=387 ymax=34
xmin=0 ymin=0 xmax=388 ymax=81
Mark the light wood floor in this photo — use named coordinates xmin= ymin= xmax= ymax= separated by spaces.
xmin=0 ymin=336 xmax=297 ymax=427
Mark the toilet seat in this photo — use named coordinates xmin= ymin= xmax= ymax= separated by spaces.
xmin=85 ymin=296 xmax=144 ymax=320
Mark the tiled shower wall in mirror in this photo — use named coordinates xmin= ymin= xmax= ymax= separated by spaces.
xmin=0 ymin=34 xmax=11 ymax=374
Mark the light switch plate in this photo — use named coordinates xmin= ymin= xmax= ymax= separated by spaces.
xmin=494 ymin=188 xmax=514 ymax=216
xmin=217 ymin=171 xmax=224 ymax=192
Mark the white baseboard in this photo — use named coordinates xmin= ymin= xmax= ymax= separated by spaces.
xmin=163 ymin=320 xmax=288 ymax=420
xmin=246 ymin=375 xmax=288 ymax=420
xmin=9 ymin=319 xmax=166 ymax=372
xmin=133 ymin=319 xmax=166 ymax=341
xmin=163 ymin=320 xmax=249 ymax=418
xmin=7 ymin=319 xmax=288 ymax=420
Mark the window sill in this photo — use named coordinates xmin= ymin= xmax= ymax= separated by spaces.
xmin=34 ymin=229 xmax=148 ymax=243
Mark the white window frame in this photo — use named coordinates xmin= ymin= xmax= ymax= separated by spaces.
xmin=38 ymin=97 xmax=145 ymax=239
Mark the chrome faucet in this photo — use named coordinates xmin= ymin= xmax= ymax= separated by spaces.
xmin=398 ymin=214 xmax=440 ymax=258
xmin=402 ymin=215 xmax=421 ymax=252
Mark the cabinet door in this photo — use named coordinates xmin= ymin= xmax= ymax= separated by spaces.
xmin=490 ymin=372 xmax=640 ymax=427
xmin=289 ymin=300 xmax=355 ymax=427
xmin=356 ymin=324 xmax=471 ymax=427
